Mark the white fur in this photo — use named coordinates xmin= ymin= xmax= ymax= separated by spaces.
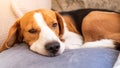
xmin=81 ymin=39 xmax=115 ymax=48
xmin=113 ymin=53 xmax=120 ymax=68
xmin=30 ymin=13 xmax=65 ymax=56
xmin=62 ymin=19 xmax=83 ymax=49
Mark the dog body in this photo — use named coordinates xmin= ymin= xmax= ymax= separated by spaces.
xmin=0 ymin=9 xmax=120 ymax=56
xmin=60 ymin=9 xmax=120 ymax=48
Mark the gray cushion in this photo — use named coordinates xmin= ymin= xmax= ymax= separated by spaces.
xmin=0 ymin=44 xmax=119 ymax=68
xmin=52 ymin=0 xmax=120 ymax=12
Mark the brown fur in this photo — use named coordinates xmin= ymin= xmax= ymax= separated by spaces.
xmin=82 ymin=11 xmax=120 ymax=43
xmin=62 ymin=15 xmax=79 ymax=34
xmin=0 ymin=9 xmax=65 ymax=52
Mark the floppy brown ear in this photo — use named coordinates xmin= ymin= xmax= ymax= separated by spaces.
xmin=0 ymin=19 xmax=23 ymax=52
xmin=56 ymin=12 xmax=64 ymax=38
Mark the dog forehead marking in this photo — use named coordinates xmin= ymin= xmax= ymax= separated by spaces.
xmin=33 ymin=12 xmax=47 ymax=29
xmin=33 ymin=12 xmax=60 ymax=41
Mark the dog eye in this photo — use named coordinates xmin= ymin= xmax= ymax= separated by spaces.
xmin=28 ymin=29 xmax=37 ymax=33
xmin=52 ymin=23 xmax=58 ymax=28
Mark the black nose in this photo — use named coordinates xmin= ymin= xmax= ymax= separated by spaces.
xmin=45 ymin=42 xmax=60 ymax=54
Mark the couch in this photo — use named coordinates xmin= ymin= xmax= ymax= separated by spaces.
xmin=0 ymin=0 xmax=120 ymax=68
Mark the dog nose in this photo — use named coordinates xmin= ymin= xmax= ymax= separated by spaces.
xmin=45 ymin=42 xmax=60 ymax=54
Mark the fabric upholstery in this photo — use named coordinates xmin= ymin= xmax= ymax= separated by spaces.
xmin=52 ymin=0 xmax=120 ymax=12
xmin=0 ymin=44 xmax=119 ymax=68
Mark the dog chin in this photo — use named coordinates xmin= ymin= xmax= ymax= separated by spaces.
xmin=42 ymin=48 xmax=65 ymax=57
xmin=45 ymin=52 xmax=61 ymax=57
xmin=33 ymin=49 xmax=64 ymax=57
xmin=46 ymin=49 xmax=65 ymax=57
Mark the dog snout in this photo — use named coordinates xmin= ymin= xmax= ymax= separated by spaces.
xmin=45 ymin=42 xmax=60 ymax=54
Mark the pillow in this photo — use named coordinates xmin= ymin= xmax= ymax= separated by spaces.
xmin=0 ymin=44 xmax=119 ymax=68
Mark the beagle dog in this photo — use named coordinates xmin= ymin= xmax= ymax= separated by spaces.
xmin=0 ymin=9 xmax=120 ymax=56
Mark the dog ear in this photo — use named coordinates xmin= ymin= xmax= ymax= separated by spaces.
xmin=55 ymin=12 xmax=64 ymax=38
xmin=0 ymin=19 xmax=23 ymax=52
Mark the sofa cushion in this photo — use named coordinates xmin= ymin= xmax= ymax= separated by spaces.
xmin=52 ymin=0 xmax=120 ymax=12
xmin=0 ymin=44 xmax=119 ymax=68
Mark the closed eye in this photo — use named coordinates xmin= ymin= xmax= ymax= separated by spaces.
xmin=52 ymin=23 xmax=58 ymax=28
xmin=28 ymin=29 xmax=37 ymax=33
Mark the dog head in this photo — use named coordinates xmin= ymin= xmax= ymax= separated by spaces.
xmin=0 ymin=9 xmax=65 ymax=56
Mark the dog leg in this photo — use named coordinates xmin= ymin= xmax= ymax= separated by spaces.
xmin=81 ymin=39 xmax=115 ymax=49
